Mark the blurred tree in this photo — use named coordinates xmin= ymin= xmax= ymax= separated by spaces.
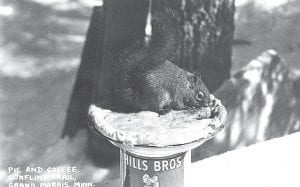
xmin=0 ymin=0 xmax=90 ymax=60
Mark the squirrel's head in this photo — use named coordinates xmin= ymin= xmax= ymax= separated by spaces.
xmin=187 ymin=72 xmax=210 ymax=107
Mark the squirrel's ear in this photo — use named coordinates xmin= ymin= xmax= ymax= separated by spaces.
xmin=191 ymin=73 xmax=198 ymax=82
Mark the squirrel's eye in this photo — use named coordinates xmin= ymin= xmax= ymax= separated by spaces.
xmin=197 ymin=92 xmax=204 ymax=99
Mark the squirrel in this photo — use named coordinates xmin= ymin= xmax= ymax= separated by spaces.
xmin=113 ymin=8 xmax=210 ymax=114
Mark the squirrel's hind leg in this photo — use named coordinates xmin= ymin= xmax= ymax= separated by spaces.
xmin=139 ymin=89 xmax=172 ymax=113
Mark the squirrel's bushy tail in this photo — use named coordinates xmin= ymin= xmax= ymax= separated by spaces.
xmin=114 ymin=7 xmax=181 ymax=84
xmin=113 ymin=8 xmax=181 ymax=109
xmin=139 ymin=8 xmax=182 ymax=72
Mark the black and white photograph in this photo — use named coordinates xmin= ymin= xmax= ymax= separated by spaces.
xmin=0 ymin=0 xmax=300 ymax=186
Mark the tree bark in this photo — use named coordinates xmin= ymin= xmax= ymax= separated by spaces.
xmin=178 ymin=0 xmax=235 ymax=92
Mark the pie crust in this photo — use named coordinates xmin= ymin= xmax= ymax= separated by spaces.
xmin=89 ymin=95 xmax=227 ymax=147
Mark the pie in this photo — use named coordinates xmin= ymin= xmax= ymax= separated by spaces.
xmin=89 ymin=94 xmax=227 ymax=147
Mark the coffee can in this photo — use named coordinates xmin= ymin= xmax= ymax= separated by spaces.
xmin=108 ymin=138 xmax=212 ymax=187
xmin=120 ymin=150 xmax=190 ymax=187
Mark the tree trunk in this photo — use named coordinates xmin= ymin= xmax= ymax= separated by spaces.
xmin=93 ymin=0 xmax=150 ymax=108
xmin=179 ymin=0 xmax=235 ymax=92
xmin=62 ymin=7 xmax=104 ymax=138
